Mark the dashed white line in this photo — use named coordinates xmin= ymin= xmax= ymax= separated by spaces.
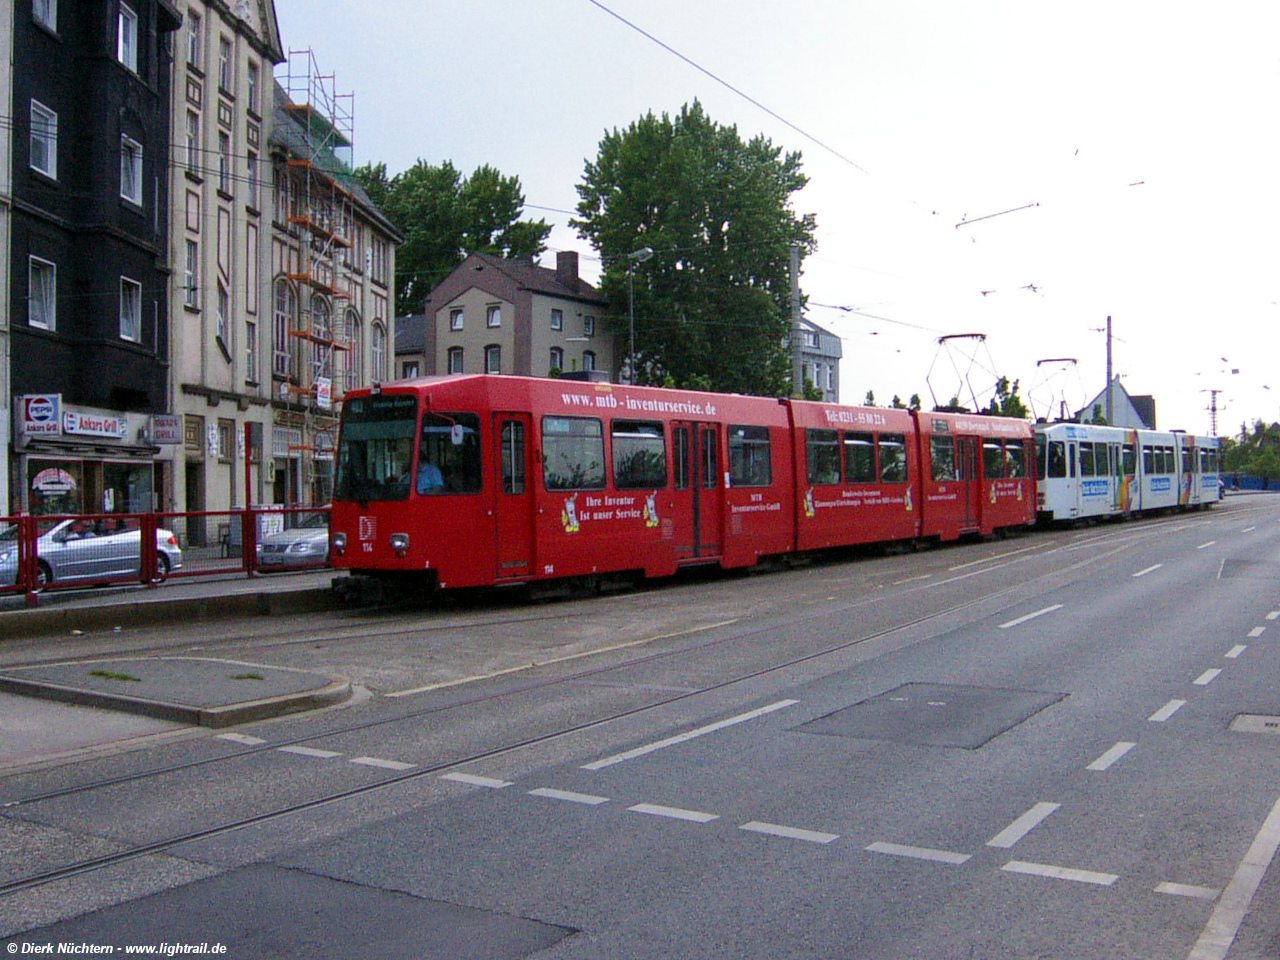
xmin=350 ymin=756 xmax=414 ymax=771
xmin=1150 ymin=699 xmax=1187 ymax=722
xmin=629 ymin=802 xmax=719 ymax=823
xmin=1242 ymin=526 xmax=1257 ymax=533
xmin=1002 ymin=860 xmax=1118 ymax=886
xmin=1157 ymin=881 xmax=1220 ymax=901
xmin=987 ymin=802 xmax=1061 ymax=848
xmin=440 ymin=772 xmax=512 ymax=789
xmin=216 ymin=733 xmax=266 ymax=746
xmin=1226 ymin=645 xmax=1248 ymax=660
xmin=1248 ymin=627 xmax=1266 ymax=638
xmin=1133 ymin=564 xmax=1164 ymax=578
xmin=1088 ymin=742 xmax=1137 ymax=771
xmin=865 ymin=842 xmax=971 ymax=865
xmin=529 ymin=787 xmax=609 ymax=806
xmin=1267 ymin=611 xmax=1280 ymax=621
xmin=277 ymin=746 xmax=341 ymax=759
xmin=740 ymin=821 xmax=839 ymax=844
xmin=1197 ymin=541 xmax=1218 ymax=550
xmin=998 ymin=605 xmax=1064 ymax=630
xmin=1194 ymin=669 xmax=1223 ymax=686
xmin=1188 ymin=794 xmax=1280 ymax=960
xmin=581 ymin=700 xmax=798 ymax=770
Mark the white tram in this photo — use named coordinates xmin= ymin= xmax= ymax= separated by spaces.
xmin=1034 ymin=423 xmax=1221 ymax=522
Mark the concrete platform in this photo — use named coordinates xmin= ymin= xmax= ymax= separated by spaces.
xmin=0 ymin=656 xmax=351 ymax=728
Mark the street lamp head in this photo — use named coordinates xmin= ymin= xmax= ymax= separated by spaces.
xmin=627 ymin=246 xmax=654 ymax=264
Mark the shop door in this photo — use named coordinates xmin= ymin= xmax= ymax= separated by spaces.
xmin=671 ymin=422 xmax=722 ymax=561
xmin=494 ymin=413 xmax=534 ymax=580
xmin=957 ymin=437 xmax=981 ymax=528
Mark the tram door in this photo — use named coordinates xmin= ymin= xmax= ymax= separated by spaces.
xmin=1109 ymin=442 xmax=1124 ymax=513
xmin=671 ymin=422 xmax=722 ymax=562
xmin=493 ymin=413 xmax=534 ymax=581
xmin=957 ymin=436 xmax=981 ymax=529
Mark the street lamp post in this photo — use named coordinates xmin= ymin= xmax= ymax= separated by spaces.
xmin=626 ymin=246 xmax=653 ymax=384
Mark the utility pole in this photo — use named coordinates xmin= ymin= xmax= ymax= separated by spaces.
xmin=1207 ymin=389 xmax=1221 ymax=436
xmin=790 ymin=243 xmax=804 ymax=398
xmin=1105 ymin=315 xmax=1113 ymax=425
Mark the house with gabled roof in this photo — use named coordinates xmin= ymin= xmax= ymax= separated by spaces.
xmin=414 ymin=251 xmax=615 ymax=380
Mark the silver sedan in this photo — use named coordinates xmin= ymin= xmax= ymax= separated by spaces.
xmin=0 ymin=518 xmax=184 ymax=589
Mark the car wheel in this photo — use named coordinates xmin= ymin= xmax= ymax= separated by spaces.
xmin=34 ymin=561 xmax=51 ymax=592
xmin=143 ymin=554 xmax=171 ymax=584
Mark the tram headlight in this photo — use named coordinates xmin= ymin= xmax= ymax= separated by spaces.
xmin=332 ymin=532 xmax=347 ymax=556
xmin=390 ymin=532 xmax=410 ymax=558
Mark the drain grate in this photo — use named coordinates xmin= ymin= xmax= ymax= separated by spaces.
xmin=797 ymin=682 xmax=1066 ymax=750
xmin=1230 ymin=714 xmax=1280 ymax=735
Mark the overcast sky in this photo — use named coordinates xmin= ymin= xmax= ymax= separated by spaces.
xmin=273 ymin=0 xmax=1280 ymax=436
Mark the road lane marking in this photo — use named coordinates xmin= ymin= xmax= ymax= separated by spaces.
xmin=1188 ymin=794 xmax=1280 ymax=960
xmin=987 ymin=802 xmax=1060 ymax=848
xmin=1267 ymin=611 xmax=1280 ymax=621
xmin=1226 ymin=645 xmax=1248 ymax=659
xmin=865 ymin=842 xmax=970 ymax=865
xmin=528 ymin=788 xmax=609 ymax=805
xmin=1002 ymin=860 xmax=1117 ymax=886
xmin=1157 ymin=882 xmax=1220 ymax=900
xmin=1150 ymin=699 xmax=1187 ymax=722
xmin=581 ymin=700 xmax=798 ymax=770
xmin=440 ymin=772 xmax=512 ymax=789
xmin=216 ymin=733 xmax=266 ymax=745
xmin=1197 ymin=541 xmax=1218 ymax=550
xmin=350 ymin=756 xmax=414 ymax=771
xmin=948 ymin=544 xmax=1045 ymax=572
xmin=740 ymin=821 xmax=839 ymax=844
xmin=1248 ymin=627 xmax=1266 ymax=638
xmin=1194 ymin=669 xmax=1223 ymax=686
xmin=998 ymin=605 xmax=1064 ymax=630
xmin=277 ymin=746 xmax=341 ymax=758
xmin=891 ymin=574 xmax=933 ymax=585
xmin=1088 ymin=742 xmax=1137 ymax=771
xmin=629 ymin=803 xmax=719 ymax=823
xmin=1242 ymin=526 xmax=1257 ymax=533
xmin=1133 ymin=564 xmax=1164 ymax=578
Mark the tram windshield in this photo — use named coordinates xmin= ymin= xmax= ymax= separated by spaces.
xmin=335 ymin=394 xmax=418 ymax=503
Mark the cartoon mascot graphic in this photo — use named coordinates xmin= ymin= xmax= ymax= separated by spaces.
xmin=561 ymin=493 xmax=580 ymax=534
xmin=644 ymin=492 xmax=661 ymax=528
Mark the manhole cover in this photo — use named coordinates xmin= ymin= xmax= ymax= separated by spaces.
xmin=798 ymin=682 xmax=1066 ymax=749
xmin=1231 ymin=714 xmax=1280 ymax=735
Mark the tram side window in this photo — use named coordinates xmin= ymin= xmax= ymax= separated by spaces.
xmin=1006 ymin=439 xmax=1026 ymax=478
xmin=879 ymin=433 xmax=908 ymax=483
xmin=844 ymin=432 xmax=876 ymax=483
xmin=806 ymin=429 xmax=842 ymax=485
xmin=1079 ymin=442 xmax=1096 ymax=477
xmin=729 ymin=425 xmax=772 ymax=487
xmin=702 ymin=428 xmax=718 ymax=490
xmin=1162 ymin=446 xmax=1176 ymax=474
xmin=500 ymin=420 xmax=525 ymax=495
xmin=673 ymin=427 xmax=690 ymax=490
xmin=1122 ymin=444 xmax=1136 ymax=476
xmin=1142 ymin=445 xmax=1154 ymax=474
xmin=1046 ymin=440 xmax=1066 ymax=478
xmin=542 ymin=416 xmax=606 ymax=490
xmin=983 ymin=439 xmax=1005 ymax=479
xmin=931 ymin=436 xmax=957 ymax=482
xmin=418 ymin=412 xmax=482 ymax=495
xmin=613 ymin=420 xmax=668 ymax=489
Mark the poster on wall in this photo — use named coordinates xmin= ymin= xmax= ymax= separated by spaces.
xmin=20 ymin=395 xmax=62 ymax=437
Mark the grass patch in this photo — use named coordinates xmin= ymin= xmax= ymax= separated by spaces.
xmin=88 ymin=669 xmax=142 ymax=682
xmin=231 ymin=673 xmax=264 ymax=681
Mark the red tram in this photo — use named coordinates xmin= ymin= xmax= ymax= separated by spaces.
xmin=330 ymin=375 xmax=1035 ymax=595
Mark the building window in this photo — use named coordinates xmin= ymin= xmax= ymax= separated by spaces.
xmin=246 ymin=61 xmax=259 ymax=114
xmin=486 ymin=305 xmax=501 ymax=328
xmin=216 ymin=282 xmax=230 ymax=359
xmin=185 ymin=110 xmax=200 ymax=174
xmin=371 ymin=323 xmax=387 ymax=380
xmin=117 ymin=3 xmax=138 ymax=73
xmin=273 ymin=279 xmax=294 ymax=377
xmin=551 ymin=308 xmax=563 ymax=331
xmin=272 ymin=165 xmax=289 ymax=223
xmin=218 ymin=36 xmax=232 ymax=92
xmin=583 ymin=316 xmax=595 ymax=337
xmin=550 ymin=347 xmax=564 ymax=372
xmin=28 ymin=257 xmax=56 ymax=331
xmin=217 ymin=131 xmax=231 ymax=193
xmin=449 ymin=308 xmax=464 ymax=331
xmin=186 ymin=10 xmax=201 ymax=67
xmin=311 ymin=295 xmax=332 ymax=380
xmin=447 ymin=347 xmax=464 ymax=374
xmin=119 ymin=277 xmax=142 ymax=342
xmin=485 ymin=345 xmax=501 ymax=375
xmin=402 ymin=361 xmax=420 ymax=379
xmin=245 ymin=319 xmax=258 ymax=383
xmin=120 ymin=135 xmax=142 ymax=204
xmin=347 ymin=312 xmax=363 ymax=390
xmin=30 ymin=100 xmax=57 ymax=179
xmin=582 ymin=350 xmax=596 ymax=372
xmin=246 ymin=150 xmax=259 ymax=208
xmin=184 ymin=240 xmax=199 ymax=308
xmin=217 ymin=418 xmax=234 ymax=461
xmin=33 ymin=0 xmax=56 ymax=31
xmin=369 ymin=237 xmax=388 ymax=284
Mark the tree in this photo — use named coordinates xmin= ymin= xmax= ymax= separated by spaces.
xmin=983 ymin=377 xmax=1029 ymax=419
xmin=573 ymin=101 xmax=816 ymax=394
xmin=353 ymin=160 xmax=551 ymax=317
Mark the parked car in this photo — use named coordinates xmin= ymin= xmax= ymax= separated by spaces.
xmin=0 ymin=517 xmax=183 ymax=589
xmin=255 ymin=509 xmax=330 ymax=569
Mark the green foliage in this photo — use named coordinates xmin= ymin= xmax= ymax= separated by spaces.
xmin=353 ymin=160 xmax=551 ymax=316
xmin=864 ymin=390 xmax=876 ymax=407
xmin=983 ymin=377 xmax=1029 ymax=419
xmin=1225 ymin=420 xmax=1280 ymax=480
xmin=1089 ymin=403 xmax=1109 ymax=425
xmin=803 ymin=377 xmax=824 ymax=402
xmin=573 ymin=101 xmax=816 ymax=395
xmin=908 ymin=393 xmax=922 ymax=412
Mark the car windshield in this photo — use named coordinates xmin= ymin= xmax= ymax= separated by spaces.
xmin=0 ymin=525 xmax=15 ymax=542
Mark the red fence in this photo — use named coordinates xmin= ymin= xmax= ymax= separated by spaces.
xmin=0 ymin=506 xmax=330 ymax=605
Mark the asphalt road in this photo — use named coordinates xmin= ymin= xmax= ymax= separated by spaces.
xmin=2 ymin=498 xmax=1280 ymax=959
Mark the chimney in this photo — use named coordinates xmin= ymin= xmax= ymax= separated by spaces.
xmin=555 ymin=250 xmax=580 ymax=293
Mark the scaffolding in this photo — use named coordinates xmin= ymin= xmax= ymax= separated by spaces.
xmin=279 ymin=49 xmax=356 ymax=502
